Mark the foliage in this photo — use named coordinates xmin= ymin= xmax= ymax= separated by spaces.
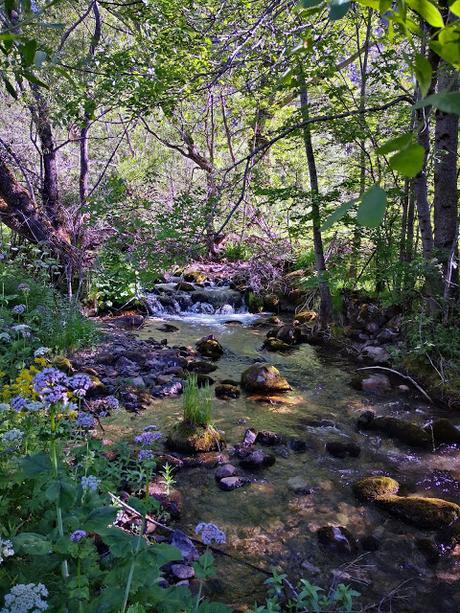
xmin=182 ymin=375 xmax=213 ymax=427
xmin=222 ymin=242 xmax=252 ymax=262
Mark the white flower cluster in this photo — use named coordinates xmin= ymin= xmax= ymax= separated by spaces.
xmin=33 ymin=347 xmax=51 ymax=358
xmin=1 ymin=583 xmax=48 ymax=612
xmin=0 ymin=538 xmax=14 ymax=565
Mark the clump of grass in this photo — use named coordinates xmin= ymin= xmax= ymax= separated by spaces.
xmin=182 ymin=374 xmax=212 ymax=427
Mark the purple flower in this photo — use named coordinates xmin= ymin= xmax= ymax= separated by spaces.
xmin=104 ymin=396 xmax=119 ymax=410
xmin=76 ymin=412 xmax=95 ymax=429
xmin=33 ymin=368 xmax=69 ymax=404
xmin=138 ymin=449 xmax=154 ymax=462
xmin=67 ymin=374 xmax=92 ymax=392
xmin=12 ymin=304 xmax=26 ymax=315
xmin=73 ymin=388 xmax=87 ymax=399
xmin=10 ymin=395 xmax=27 ymax=412
xmin=70 ymin=530 xmax=87 ymax=542
xmin=134 ymin=431 xmax=162 ymax=446
xmin=43 ymin=385 xmax=68 ymax=404
xmin=17 ymin=283 xmax=30 ymax=293
xmin=81 ymin=475 xmax=100 ymax=491
xmin=195 ymin=522 xmax=226 ymax=545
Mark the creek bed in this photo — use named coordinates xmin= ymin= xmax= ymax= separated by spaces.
xmin=103 ymin=314 xmax=460 ymax=611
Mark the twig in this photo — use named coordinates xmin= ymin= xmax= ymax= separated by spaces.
xmin=356 ymin=366 xmax=433 ymax=403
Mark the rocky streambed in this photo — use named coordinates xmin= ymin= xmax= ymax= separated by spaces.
xmin=73 ymin=311 xmax=460 ymax=611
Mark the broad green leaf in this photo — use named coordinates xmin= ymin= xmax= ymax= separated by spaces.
xmin=321 ymin=199 xmax=356 ymax=231
xmin=84 ymin=506 xmax=118 ymax=532
xmin=406 ymin=0 xmax=444 ymax=27
xmin=45 ymin=478 xmax=77 ymax=506
xmin=20 ymin=452 xmax=52 ymax=477
xmin=13 ymin=532 xmax=51 ymax=556
xmin=300 ymin=0 xmax=323 ymax=6
xmin=357 ymin=185 xmax=387 ymax=228
xmin=430 ymin=22 xmax=460 ymax=68
xmin=21 ymin=39 xmax=37 ymax=66
xmin=414 ymin=53 xmax=432 ymax=97
xmin=415 ymin=91 xmax=460 ymax=115
xmin=389 ymin=144 xmax=425 ymax=177
xmin=449 ymin=0 xmax=460 ymax=16
xmin=377 ymin=132 xmax=413 ymax=155
xmin=329 ymin=0 xmax=350 ymax=20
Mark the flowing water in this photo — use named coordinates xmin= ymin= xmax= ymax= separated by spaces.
xmin=105 ymin=313 xmax=460 ymax=612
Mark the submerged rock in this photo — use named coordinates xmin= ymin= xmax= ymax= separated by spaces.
xmin=357 ymin=412 xmax=432 ymax=449
xmin=242 ymin=428 xmax=257 ymax=447
xmin=166 ymin=422 xmax=225 ymax=453
xmin=256 ymin=431 xmax=285 ymax=446
xmin=170 ymin=530 xmax=199 ymax=562
xmin=241 ymin=363 xmax=291 ymax=394
xmin=287 ymin=476 xmax=312 ymax=495
xmin=239 ymin=449 xmax=276 ymax=469
xmin=262 ymin=338 xmax=292 ymax=352
xmin=183 ymin=270 xmax=207 ymax=284
xmin=275 ymin=324 xmax=302 ymax=345
xmin=218 ymin=476 xmax=248 ymax=491
xmin=215 ymin=464 xmax=237 ymax=480
xmin=215 ymin=383 xmax=240 ymax=399
xmin=376 ymin=496 xmax=460 ymax=529
xmin=424 ymin=419 xmax=460 ymax=446
xmin=326 ymin=440 xmax=361 ymax=459
xmin=317 ymin=526 xmax=358 ymax=555
xmin=361 ymin=373 xmax=391 ymax=395
xmin=196 ymin=335 xmax=224 ymax=359
xmin=110 ymin=314 xmax=145 ymax=329
xmin=353 ymin=476 xmax=400 ymax=502
xmin=186 ymin=360 xmax=218 ymax=374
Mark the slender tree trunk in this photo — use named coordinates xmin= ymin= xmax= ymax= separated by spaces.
xmin=433 ymin=64 xmax=459 ymax=298
xmin=299 ymin=74 xmax=333 ymax=326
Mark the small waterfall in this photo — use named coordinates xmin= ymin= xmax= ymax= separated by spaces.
xmin=145 ymin=280 xmax=248 ymax=318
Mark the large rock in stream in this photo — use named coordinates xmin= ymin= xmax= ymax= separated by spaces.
xmin=241 ymin=363 xmax=291 ymax=394
xmin=376 ymin=496 xmax=460 ymax=529
xmin=353 ymin=476 xmax=400 ymax=502
xmin=196 ymin=335 xmax=224 ymax=359
xmin=166 ymin=422 xmax=225 ymax=453
xmin=357 ymin=411 xmax=432 ymax=449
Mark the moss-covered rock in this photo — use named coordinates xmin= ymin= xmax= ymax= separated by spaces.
xmin=183 ymin=270 xmax=207 ymax=284
xmin=215 ymin=383 xmax=240 ymax=399
xmin=294 ymin=310 xmax=317 ymax=324
xmin=175 ymin=281 xmax=196 ymax=292
xmin=359 ymin=414 xmax=432 ymax=449
xmin=166 ymin=421 xmax=225 ymax=454
xmin=376 ymin=495 xmax=460 ymax=529
xmin=262 ymin=338 xmax=292 ymax=352
xmin=241 ymin=363 xmax=291 ymax=394
xmin=353 ymin=476 xmax=400 ymax=502
xmin=424 ymin=419 xmax=460 ymax=446
xmin=196 ymin=335 xmax=223 ymax=359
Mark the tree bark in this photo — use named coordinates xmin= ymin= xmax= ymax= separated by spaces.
xmin=299 ymin=73 xmax=333 ymax=326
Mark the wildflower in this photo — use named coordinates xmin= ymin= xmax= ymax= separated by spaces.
xmin=1 ymin=582 xmax=48 ymax=611
xmin=138 ymin=449 xmax=154 ymax=462
xmin=104 ymin=395 xmax=120 ymax=410
xmin=70 ymin=530 xmax=87 ymax=542
xmin=1 ymin=429 xmax=24 ymax=447
xmin=10 ymin=395 xmax=27 ymax=412
xmin=143 ymin=424 xmax=158 ymax=431
xmin=33 ymin=368 xmax=68 ymax=403
xmin=34 ymin=347 xmax=51 ymax=358
xmin=0 ymin=252 xmax=6 ymax=261
xmin=0 ymin=332 xmax=11 ymax=342
xmin=0 ymin=403 xmax=9 ymax=411
xmin=25 ymin=400 xmax=44 ymax=412
xmin=195 ymin=522 xmax=226 ymax=545
xmin=76 ymin=412 xmax=95 ymax=429
xmin=12 ymin=304 xmax=26 ymax=315
xmin=135 ymin=431 xmax=162 ymax=446
xmin=17 ymin=283 xmax=30 ymax=293
xmin=67 ymin=374 xmax=92 ymax=392
xmin=81 ymin=475 xmax=100 ymax=491
xmin=0 ymin=538 xmax=14 ymax=565
xmin=11 ymin=324 xmax=31 ymax=337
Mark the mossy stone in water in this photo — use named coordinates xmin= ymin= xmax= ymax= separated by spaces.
xmin=166 ymin=421 xmax=225 ymax=453
xmin=196 ymin=336 xmax=224 ymax=359
xmin=360 ymin=415 xmax=432 ymax=449
xmin=424 ymin=419 xmax=460 ymax=446
xmin=262 ymin=338 xmax=292 ymax=352
xmin=241 ymin=363 xmax=291 ymax=393
xmin=376 ymin=496 xmax=460 ymax=529
xmin=353 ymin=476 xmax=400 ymax=502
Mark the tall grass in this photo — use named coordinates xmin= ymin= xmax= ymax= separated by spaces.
xmin=182 ymin=374 xmax=212 ymax=426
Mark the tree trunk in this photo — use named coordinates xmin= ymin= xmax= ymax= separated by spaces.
xmin=299 ymin=74 xmax=333 ymax=326
xmin=433 ymin=63 xmax=459 ymax=298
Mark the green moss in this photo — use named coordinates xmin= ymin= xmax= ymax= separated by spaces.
xmin=241 ymin=364 xmax=291 ymax=393
xmin=353 ymin=476 xmax=400 ymax=502
xmin=376 ymin=495 xmax=460 ymax=529
xmin=166 ymin=421 xmax=225 ymax=453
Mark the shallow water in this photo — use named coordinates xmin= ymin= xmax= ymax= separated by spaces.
xmin=105 ymin=314 xmax=460 ymax=611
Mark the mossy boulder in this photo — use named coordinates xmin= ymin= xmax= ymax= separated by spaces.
xmin=262 ymin=338 xmax=292 ymax=352
xmin=186 ymin=360 xmax=218 ymax=374
xmin=241 ymin=363 xmax=291 ymax=394
xmin=424 ymin=419 xmax=460 ymax=446
xmin=183 ymin=270 xmax=207 ymax=284
xmin=358 ymin=413 xmax=431 ymax=449
xmin=275 ymin=324 xmax=302 ymax=345
xmin=353 ymin=476 xmax=400 ymax=502
xmin=175 ymin=281 xmax=196 ymax=292
xmin=196 ymin=335 xmax=223 ymax=359
xmin=376 ymin=496 xmax=460 ymax=529
xmin=166 ymin=421 xmax=225 ymax=454
xmin=52 ymin=355 xmax=74 ymax=374
xmin=294 ymin=310 xmax=317 ymax=324
xmin=215 ymin=384 xmax=240 ymax=399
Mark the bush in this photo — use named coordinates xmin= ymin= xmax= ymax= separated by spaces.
xmin=223 ymin=242 xmax=251 ymax=262
xmin=182 ymin=374 xmax=212 ymax=426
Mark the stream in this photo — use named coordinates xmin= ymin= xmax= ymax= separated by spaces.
xmin=104 ymin=312 xmax=460 ymax=611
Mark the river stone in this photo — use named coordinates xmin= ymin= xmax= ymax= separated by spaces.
xmin=166 ymin=422 xmax=225 ymax=453
xmin=361 ymin=346 xmax=391 ymax=364
xmin=218 ymin=476 xmax=247 ymax=491
xmin=317 ymin=526 xmax=358 ymax=555
xmin=215 ymin=384 xmax=240 ymax=399
xmin=183 ymin=270 xmax=207 ymax=284
xmin=256 ymin=431 xmax=284 ymax=446
xmin=170 ymin=530 xmax=199 ymax=562
xmin=288 ymin=438 xmax=307 ymax=453
xmin=110 ymin=314 xmax=145 ymax=329
xmin=242 ymin=428 xmax=257 ymax=447
xmin=424 ymin=419 xmax=460 ymax=446
xmin=376 ymin=496 xmax=460 ymax=529
xmin=239 ymin=449 xmax=276 ymax=469
xmin=175 ymin=282 xmax=195 ymax=292
xmin=157 ymin=323 xmax=180 ymax=332
xmin=288 ymin=476 xmax=312 ymax=495
xmin=171 ymin=564 xmax=195 ymax=580
xmin=241 ymin=363 xmax=291 ymax=393
xmin=294 ymin=310 xmax=317 ymax=324
xmin=353 ymin=476 xmax=400 ymax=502
xmin=275 ymin=324 xmax=302 ymax=345
xmin=361 ymin=373 xmax=391 ymax=394
xmin=196 ymin=335 xmax=224 ymax=359
xmin=215 ymin=464 xmax=237 ymax=480
xmin=361 ymin=415 xmax=432 ymax=449
xmin=187 ymin=360 xmax=218 ymax=374
xmin=262 ymin=338 xmax=292 ymax=352
xmin=326 ymin=440 xmax=361 ymax=459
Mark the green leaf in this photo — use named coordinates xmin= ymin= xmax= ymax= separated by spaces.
xmin=84 ymin=506 xmax=118 ymax=532
xmin=357 ymin=185 xmax=387 ymax=228
xmin=415 ymin=91 xmax=460 ymax=115
xmin=329 ymin=0 xmax=350 ymax=20
xmin=2 ymin=76 xmax=17 ymax=99
xmin=321 ymin=199 xmax=356 ymax=231
xmin=13 ymin=532 xmax=52 ymax=556
xmin=406 ymin=0 xmax=444 ymax=27
xmin=300 ymin=0 xmax=323 ymax=6
xmin=21 ymin=39 xmax=37 ymax=66
xmin=449 ymin=0 xmax=460 ymax=17
xmin=45 ymin=478 xmax=77 ymax=506
xmin=414 ymin=53 xmax=432 ymax=97
xmin=389 ymin=143 xmax=425 ymax=177
xmin=20 ymin=452 xmax=52 ymax=477
xmin=377 ymin=132 xmax=413 ymax=155
xmin=430 ymin=22 xmax=460 ymax=68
